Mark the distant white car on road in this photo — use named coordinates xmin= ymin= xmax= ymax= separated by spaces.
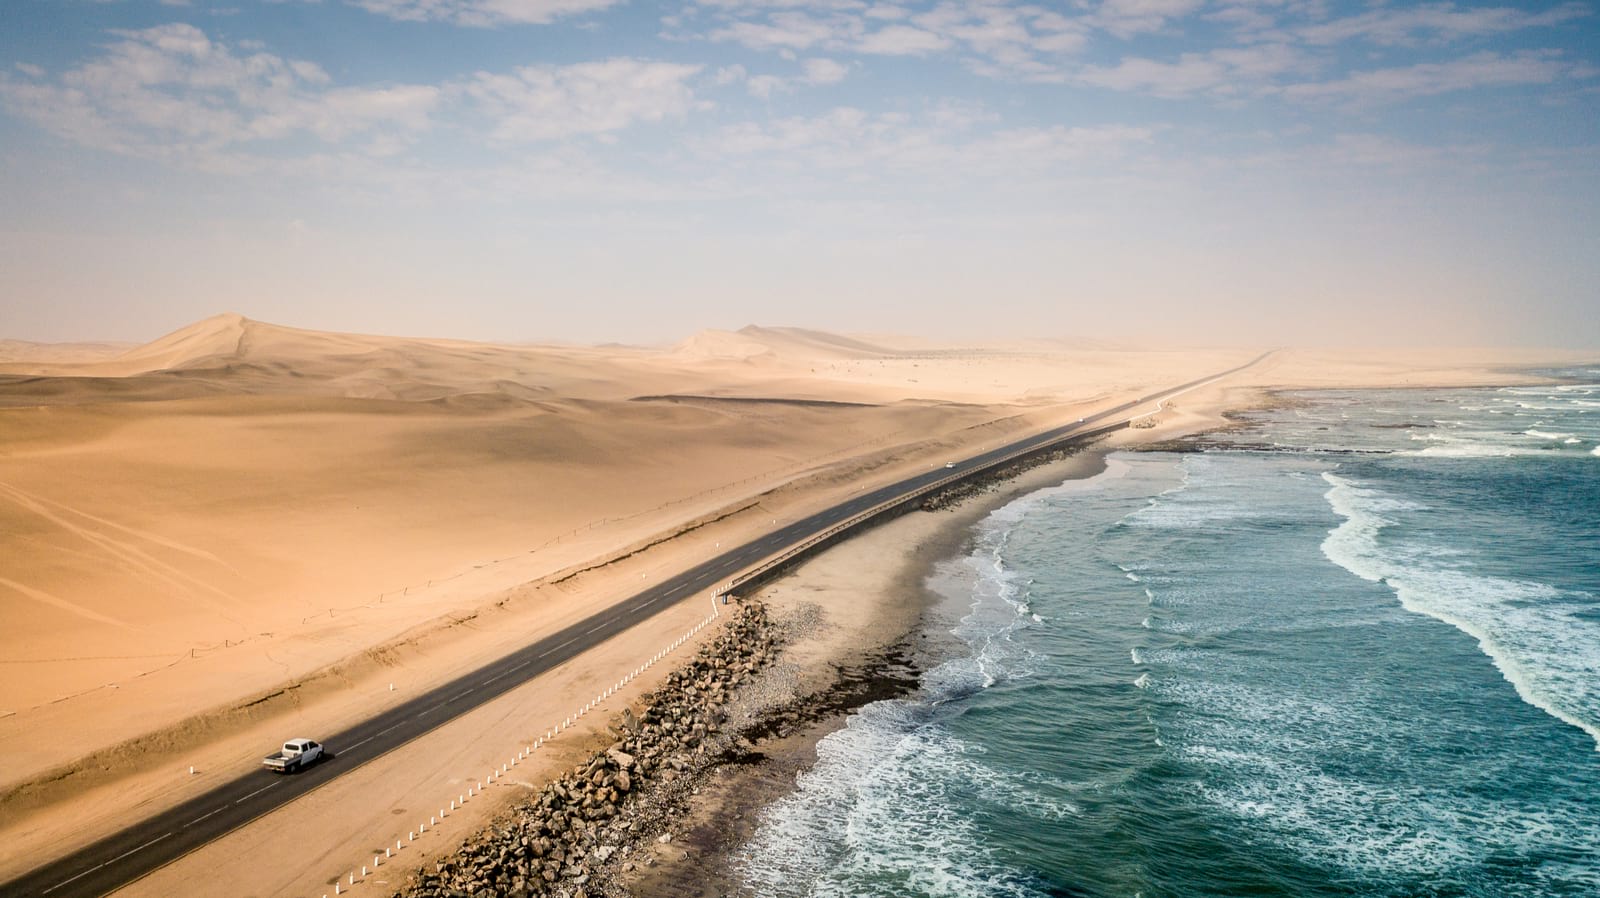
xmin=944 ymin=462 xmax=956 ymax=468
xmin=263 ymin=738 xmax=324 ymax=773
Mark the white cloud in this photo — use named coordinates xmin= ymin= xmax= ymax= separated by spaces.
xmin=1077 ymin=44 xmax=1305 ymax=97
xmin=713 ymin=63 xmax=749 ymax=85
xmin=1079 ymin=54 xmax=1230 ymax=96
xmin=1091 ymin=0 xmax=1205 ymax=38
xmin=349 ymin=0 xmax=623 ymax=27
xmin=0 ymin=24 xmax=438 ymax=167
xmin=802 ymin=57 xmax=850 ymax=84
xmin=926 ymin=97 xmax=997 ymax=129
xmin=855 ymin=23 xmax=953 ymax=54
xmin=1203 ymin=2 xmax=1286 ymax=34
xmin=864 ymin=3 xmax=909 ymax=18
xmin=695 ymin=1 xmax=1089 ymax=81
xmin=1297 ymin=2 xmax=1590 ymax=47
xmin=0 ymin=23 xmax=710 ymax=184
xmin=693 ymin=0 xmax=865 ymax=8
xmin=1281 ymin=50 xmax=1578 ymax=104
xmin=713 ymin=57 xmax=848 ymax=98
xmin=915 ymin=1 xmax=1086 ymax=73
xmin=464 ymin=58 xmax=704 ymax=142
xmin=699 ymin=105 xmax=1154 ymax=178
xmin=709 ymin=12 xmax=843 ymax=49
xmin=747 ymin=73 xmax=789 ymax=97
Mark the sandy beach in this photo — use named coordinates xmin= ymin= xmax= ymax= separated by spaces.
xmin=0 ymin=316 xmax=1588 ymax=895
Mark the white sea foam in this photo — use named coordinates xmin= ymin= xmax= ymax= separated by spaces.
xmin=1404 ymin=442 xmax=1565 ymax=458
xmin=1321 ymin=472 xmax=1600 ymax=750
xmin=982 ymin=454 xmax=1135 ymax=527
xmin=1397 ymin=419 xmax=1598 ymax=458
xmin=1165 ymin=671 xmax=1600 ymax=888
xmin=1196 ymin=756 xmax=1479 ymax=877
xmin=731 ymin=700 xmax=1074 ymax=898
xmin=1193 ymin=742 xmax=1600 ymax=891
xmin=734 ymin=478 xmax=1087 ymax=896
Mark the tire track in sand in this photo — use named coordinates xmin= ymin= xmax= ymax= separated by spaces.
xmin=0 ymin=482 xmax=245 ymax=625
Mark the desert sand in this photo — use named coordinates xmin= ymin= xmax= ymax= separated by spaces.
xmin=0 ymin=314 xmax=1588 ymax=892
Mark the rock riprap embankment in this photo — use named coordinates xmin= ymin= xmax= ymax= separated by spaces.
xmin=394 ymin=601 xmax=778 ymax=898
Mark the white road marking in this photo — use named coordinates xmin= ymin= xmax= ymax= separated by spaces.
xmin=184 ymin=806 xmax=226 ymax=828
xmin=43 ymin=832 xmax=174 ymax=894
xmin=235 ymin=781 xmax=280 ymax=805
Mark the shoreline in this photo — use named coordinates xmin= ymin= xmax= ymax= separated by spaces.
xmin=606 ymin=447 xmax=1117 ymax=898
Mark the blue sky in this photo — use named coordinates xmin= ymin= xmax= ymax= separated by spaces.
xmin=1 ymin=0 xmax=1596 ymax=346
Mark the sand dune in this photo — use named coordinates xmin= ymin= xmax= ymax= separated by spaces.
xmin=1 ymin=315 xmax=662 ymax=403
xmin=732 ymin=325 xmax=898 ymax=359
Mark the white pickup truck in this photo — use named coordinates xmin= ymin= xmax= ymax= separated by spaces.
xmin=262 ymin=738 xmax=324 ymax=773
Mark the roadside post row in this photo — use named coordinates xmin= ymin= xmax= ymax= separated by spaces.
xmin=320 ymin=594 xmax=725 ymax=897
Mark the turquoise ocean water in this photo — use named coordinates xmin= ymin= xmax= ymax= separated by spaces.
xmin=730 ymin=371 xmax=1600 ymax=897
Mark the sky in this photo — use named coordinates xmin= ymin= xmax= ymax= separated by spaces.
xmin=0 ymin=0 xmax=1596 ymax=347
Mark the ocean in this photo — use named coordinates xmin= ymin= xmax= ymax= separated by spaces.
xmin=729 ymin=371 xmax=1600 ymax=897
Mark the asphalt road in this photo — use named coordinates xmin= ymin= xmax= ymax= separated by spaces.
xmin=2 ymin=353 xmax=1267 ymax=898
